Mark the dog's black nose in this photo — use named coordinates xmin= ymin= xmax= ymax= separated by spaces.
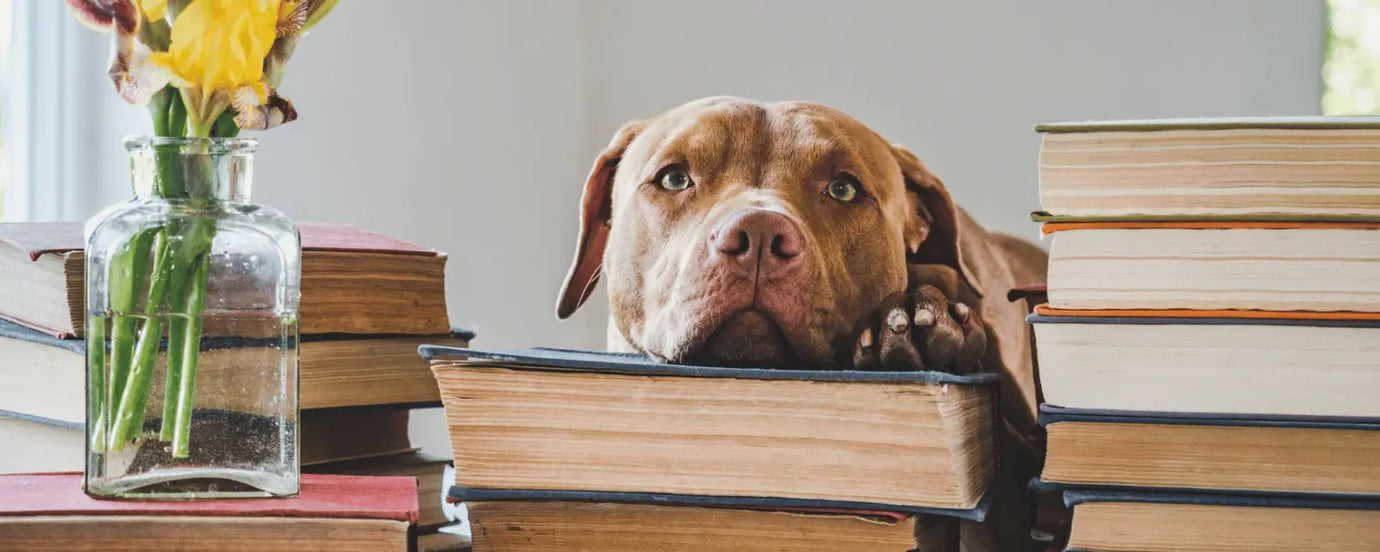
xmin=710 ymin=209 xmax=804 ymax=277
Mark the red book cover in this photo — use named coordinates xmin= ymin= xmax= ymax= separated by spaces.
xmin=0 ymin=473 xmax=419 ymax=524
xmin=0 ymin=222 xmax=437 ymax=261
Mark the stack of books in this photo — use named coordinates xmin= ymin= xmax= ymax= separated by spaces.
xmin=0 ymin=472 xmax=419 ymax=551
xmin=423 ymin=346 xmax=1003 ymax=551
xmin=0 ymin=222 xmax=466 ymax=540
xmin=1029 ymin=117 xmax=1380 ymax=551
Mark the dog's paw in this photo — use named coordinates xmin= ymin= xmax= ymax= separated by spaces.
xmin=851 ymin=286 xmax=986 ymax=373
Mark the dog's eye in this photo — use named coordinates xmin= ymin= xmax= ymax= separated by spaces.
xmin=657 ymin=167 xmax=695 ymax=191
xmin=825 ymin=176 xmax=859 ymax=202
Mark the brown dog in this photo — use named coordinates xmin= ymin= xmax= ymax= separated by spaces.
xmin=557 ymin=97 xmax=1048 ymax=551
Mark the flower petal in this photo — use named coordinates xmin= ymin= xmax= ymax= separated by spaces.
xmin=233 ymin=89 xmax=297 ymax=131
xmin=277 ymin=0 xmax=307 ymax=37
xmin=66 ymin=0 xmax=139 ymax=33
xmin=110 ymin=37 xmax=173 ymax=104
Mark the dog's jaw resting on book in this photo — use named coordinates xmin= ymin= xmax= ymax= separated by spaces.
xmin=554 ymin=97 xmax=1048 ymax=552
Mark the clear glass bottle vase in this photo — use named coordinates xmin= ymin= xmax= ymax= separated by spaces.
xmin=84 ymin=137 xmax=301 ymax=499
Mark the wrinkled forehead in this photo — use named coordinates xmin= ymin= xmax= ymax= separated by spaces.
xmin=620 ymin=99 xmax=901 ymax=189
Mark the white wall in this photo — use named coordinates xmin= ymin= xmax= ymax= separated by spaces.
xmin=584 ymin=0 xmax=1326 ymax=238
xmin=255 ymin=1 xmax=597 ymax=455
xmin=21 ymin=0 xmax=1324 ymax=456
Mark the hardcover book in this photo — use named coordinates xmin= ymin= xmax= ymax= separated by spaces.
xmin=1029 ymin=308 xmax=1380 ymax=418
xmin=0 ymin=473 xmax=418 ymax=551
xmin=0 ymin=317 xmax=471 ymax=424
xmin=424 ymin=346 xmax=1000 ymax=513
xmin=1036 ymin=117 xmax=1380 ymax=218
xmin=463 ymin=497 xmax=934 ymax=552
xmin=1062 ymin=489 xmax=1380 ymax=552
xmin=306 ymin=452 xmax=453 ymax=530
xmin=1038 ymin=406 xmax=1380 ymax=498
xmin=0 ymin=222 xmax=451 ymax=338
xmin=1 ymin=408 xmax=418 ymax=474
xmin=1039 ymin=220 xmax=1380 ymax=311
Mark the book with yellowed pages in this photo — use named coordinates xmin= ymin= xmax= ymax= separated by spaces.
xmin=1 ymin=408 xmax=417 ymax=474
xmin=1028 ymin=308 xmax=1380 ymax=418
xmin=464 ymin=499 xmax=936 ymax=552
xmin=0 ymin=472 xmax=417 ymax=552
xmin=0 ymin=318 xmax=471 ymax=425
xmin=417 ymin=529 xmax=470 ymax=552
xmin=306 ymin=452 xmax=454 ymax=530
xmin=1037 ymin=117 xmax=1380 ymax=218
xmin=423 ymin=346 xmax=1000 ymax=513
xmin=1061 ymin=490 xmax=1380 ymax=552
xmin=1037 ymin=406 xmax=1380 ymax=498
xmin=0 ymin=222 xmax=451 ymax=338
xmin=1038 ymin=220 xmax=1380 ymax=312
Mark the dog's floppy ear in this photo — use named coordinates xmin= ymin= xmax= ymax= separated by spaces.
xmin=557 ymin=121 xmax=645 ymax=319
xmin=891 ymin=144 xmax=985 ymax=296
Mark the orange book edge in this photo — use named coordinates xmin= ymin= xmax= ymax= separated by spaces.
xmin=1034 ymin=304 xmax=1380 ymax=321
xmin=1041 ymin=220 xmax=1380 ymax=235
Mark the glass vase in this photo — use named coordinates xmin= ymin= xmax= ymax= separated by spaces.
xmin=84 ymin=136 xmax=301 ymax=499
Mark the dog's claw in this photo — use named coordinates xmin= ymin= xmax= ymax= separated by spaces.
xmin=886 ymin=310 xmax=909 ymax=334
xmin=850 ymin=286 xmax=986 ymax=373
xmin=953 ymin=303 xmax=972 ymax=323
xmin=914 ymin=308 xmax=935 ymax=326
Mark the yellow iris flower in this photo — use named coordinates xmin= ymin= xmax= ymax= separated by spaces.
xmin=149 ymin=0 xmax=280 ymax=131
xmin=69 ymin=0 xmax=328 ymax=134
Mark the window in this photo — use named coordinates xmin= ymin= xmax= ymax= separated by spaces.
xmin=0 ymin=0 xmax=10 ymax=219
xmin=1324 ymin=0 xmax=1380 ymax=115
xmin=2 ymin=0 xmax=121 ymax=223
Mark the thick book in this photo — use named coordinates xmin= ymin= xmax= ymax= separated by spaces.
xmin=0 ymin=472 xmax=418 ymax=551
xmin=464 ymin=499 xmax=932 ymax=552
xmin=0 ymin=222 xmax=451 ymax=338
xmin=1 ymin=408 xmax=417 ymax=474
xmin=417 ymin=529 xmax=470 ymax=552
xmin=423 ymin=346 xmax=1000 ymax=514
xmin=1038 ymin=406 xmax=1380 ymax=498
xmin=1040 ymin=220 xmax=1380 ymax=311
xmin=0 ymin=318 xmax=471 ymax=424
xmin=1062 ymin=490 xmax=1380 ymax=552
xmin=307 ymin=452 xmax=453 ymax=530
xmin=1029 ymin=308 xmax=1380 ymax=418
xmin=1036 ymin=116 xmax=1380 ymax=218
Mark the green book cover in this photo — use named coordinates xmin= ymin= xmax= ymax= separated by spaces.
xmin=1036 ymin=116 xmax=1380 ymax=133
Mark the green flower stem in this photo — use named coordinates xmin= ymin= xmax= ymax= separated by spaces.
xmin=167 ymin=94 xmax=188 ymax=139
xmin=108 ymin=230 xmax=172 ymax=452
xmin=105 ymin=229 xmax=158 ymax=413
xmin=159 ymin=240 xmax=192 ymax=443
xmin=86 ymin=312 xmax=108 ymax=453
xmin=148 ymin=89 xmax=173 ymax=137
xmin=171 ymin=247 xmax=211 ymax=458
xmin=158 ymin=216 xmax=213 ymax=446
xmin=211 ymin=111 xmax=239 ymax=138
xmin=159 ymin=105 xmax=231 ymax=454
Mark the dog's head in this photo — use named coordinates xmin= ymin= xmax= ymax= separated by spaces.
xmin=557 ymin=97 xmax=979 ymax=368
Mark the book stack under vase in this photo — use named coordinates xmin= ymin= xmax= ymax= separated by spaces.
xmin=423 ymin=346 xmax=1004 ymax=551
xmin=0 ymin=222 xmax=467 ymax=544
xmin=1029 ymin=118 xmax=1380 ymax=551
